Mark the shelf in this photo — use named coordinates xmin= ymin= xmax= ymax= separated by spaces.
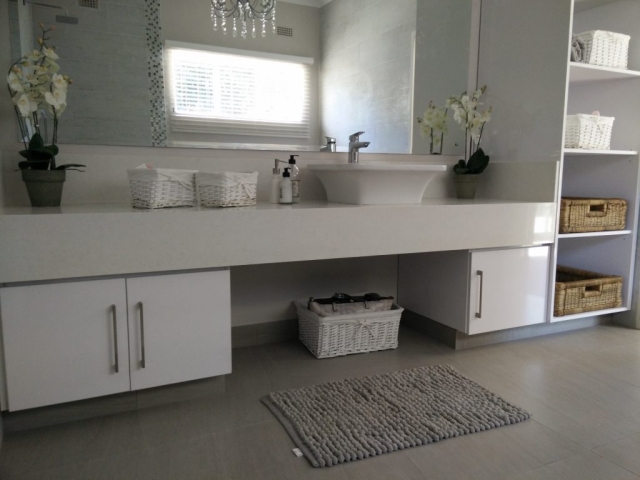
xmin=552 ymin=307 xmax=629 ymax=322
xmin=569 ymin=63 xmax=640 ymax=85
xmin=564 ymin=149 xmax=638 ymax=157
xmin=559 ymin=230 xmax=633 ymax=239
xmin=574 ymin=0 xmax=620 ymax=13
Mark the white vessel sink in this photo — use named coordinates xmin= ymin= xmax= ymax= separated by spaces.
xmin=308 ymin=163 xmax=447 ymax=205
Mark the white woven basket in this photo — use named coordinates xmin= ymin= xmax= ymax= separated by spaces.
xmin=296 ymin=300 xmax=403 ymax=359
xmin=565 ymin=114 xmax=615 ymax=150
xmin=128 ymin=167 xmax=197 ymax=209
xmin=196 ymin=171 xmax=258 ymax=208
xmin=575 ymin=30 xmax=630 ymax=69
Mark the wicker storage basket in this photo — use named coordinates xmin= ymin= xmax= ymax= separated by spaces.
xmin=575 ymin=30 xmax=630 ymax=69
xmin=296 ymin=300 xmax=403 ymax=359
xmin=559 ymin=197 xmax=627 ymax=233
xmin=196 ymin=172 xmax=258 ymax=208
xmin=554 ymin=266 xmax=623 ymax=317
xmin=128 ymin=167 xmax=197 ymax=209
xmin=564 ymin=114 xmax=614 ymax=150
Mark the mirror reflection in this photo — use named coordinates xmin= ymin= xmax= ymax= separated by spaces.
xmin=7 ymin=0 xmax=473 ymax=155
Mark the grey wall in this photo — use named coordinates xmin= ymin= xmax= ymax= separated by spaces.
xmin=320 ymin=0 xmax=417 ymax=154
xmin=161 ymin=0 xmax=322 ymax=148
xmin=27 ymin=0 xmax=152 ymax=147
xmin=412 ymin=0 xmax=471 ymax=156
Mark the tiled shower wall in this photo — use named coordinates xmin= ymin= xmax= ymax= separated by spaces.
xmin=320 ymin=0 xmax=417 ymax=154
xmin=21 ymin=0 xmax=153 ymax=146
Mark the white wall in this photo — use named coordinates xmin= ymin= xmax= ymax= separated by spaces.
xmin=161 ymin=0 xmax=322 ymax=148
xmin=320 ymin=0 xmax=417 ymax=154
xmin=412 ymin=0 xmax=471 ymax=156
xmin=477 ymin=0 xmax=572 ymax=164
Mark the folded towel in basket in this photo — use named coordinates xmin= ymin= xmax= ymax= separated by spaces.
xmin=308 ymin=293 xmax=394 ymax=317
xmin=571 ymin=35 xmax=586 ymax=62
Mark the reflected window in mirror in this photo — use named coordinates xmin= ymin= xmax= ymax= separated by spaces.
xmin=164 ymin=42 xmax=313 ymax=150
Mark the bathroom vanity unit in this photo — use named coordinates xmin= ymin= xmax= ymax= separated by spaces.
xmin=0 ymin=158 xmax=557 ymax=414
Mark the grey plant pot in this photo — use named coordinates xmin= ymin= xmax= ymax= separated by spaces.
xmin=21 ymin=169 xmax=66 ymax=207
xmin=454 ymin=174 xmax=480 ymax=199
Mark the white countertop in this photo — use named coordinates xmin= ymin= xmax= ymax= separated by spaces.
xmin=0 ymin=198 xmax=546 ymax=215
xmin=0 ymin=200 xmax=556 ymax=284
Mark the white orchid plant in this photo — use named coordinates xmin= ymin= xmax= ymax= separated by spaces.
xmin=417 ymin=101 xmax=448 ymax=154
xmin=447 ymin=86 xmax=492 ymax=175
xmin=6 ymin=24 xmax=83 ymax=171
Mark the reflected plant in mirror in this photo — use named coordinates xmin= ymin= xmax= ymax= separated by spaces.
xmin=417 ymin=101 xmax=448 ymax=155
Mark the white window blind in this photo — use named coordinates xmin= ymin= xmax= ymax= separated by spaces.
xmin=165 ymin=43 xmax=312 ymax=139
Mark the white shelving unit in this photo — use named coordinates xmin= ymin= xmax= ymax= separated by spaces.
xmin=550 ymin=0 xmax=640 ymax=324
xmin=569 ymin=62 xmax=640 ymax=85
xmin=558 ymin=230 xmax=633 ymax=239
xmin=564 ymin=149 xmax=638 ymax=156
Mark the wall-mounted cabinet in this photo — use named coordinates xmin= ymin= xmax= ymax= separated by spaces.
xmin=0 ymin=270 xmax=231 ymax=411
xmin=398 ymin=247 xmax=550 ymax=336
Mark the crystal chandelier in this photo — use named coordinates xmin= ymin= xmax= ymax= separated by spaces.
xmin=211 ymin=0 xmax=277 ymax=39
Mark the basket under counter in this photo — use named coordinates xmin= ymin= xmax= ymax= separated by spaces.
xmin=296 ymin=301 xmax=403 ymax=359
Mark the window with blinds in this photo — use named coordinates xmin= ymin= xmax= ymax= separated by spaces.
xmin=165 ymin=43 xmax=312 ymax=139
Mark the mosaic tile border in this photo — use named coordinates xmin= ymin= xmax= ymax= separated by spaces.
xmin=145 ymin=0 xmax=168 ymax=147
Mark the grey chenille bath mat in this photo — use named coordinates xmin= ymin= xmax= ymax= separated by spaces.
xmin=261 ymin=364 xmax=530 ymax=468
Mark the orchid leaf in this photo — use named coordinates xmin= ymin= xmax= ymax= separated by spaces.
xmin=466 ymin=148 xmax=490 ymax=174
xmin=28 ymin=133 xmax=45 ymax=151
xmin=55 ymin=164 xmax=86 ymax=171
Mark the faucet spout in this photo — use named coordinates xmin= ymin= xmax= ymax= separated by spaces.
xmin=348 ymin=132 xmax=370 ymax=163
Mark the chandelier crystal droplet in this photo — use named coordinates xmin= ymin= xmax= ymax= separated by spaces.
xmin=210 ymin=0 xmax=277 ymax=39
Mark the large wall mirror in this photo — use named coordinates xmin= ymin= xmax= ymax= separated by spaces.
xmin=7 ymin=0 xmax=477 ymax=155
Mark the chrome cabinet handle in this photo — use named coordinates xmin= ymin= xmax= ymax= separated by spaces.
xmin=111 ymin=305 xmax=119 ymax=373
xmin=139 ymin=302 xmax=146 ymax=369
xmin=475 ymin=270 xmax=484 ymax=319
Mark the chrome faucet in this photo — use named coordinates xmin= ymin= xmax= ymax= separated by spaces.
xmin=320 ymin=136 xmax=337 ymax=152
xmin=348 ymin=131 xmax=370 ymax=163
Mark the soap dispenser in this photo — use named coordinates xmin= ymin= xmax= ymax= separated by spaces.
xmin=288 ymin=155 xmax=300 ymax=203
xmin=270 ymin=159 xmax=283 ymax=204
xmin=279 ymin=168 xmax=293 ymax=204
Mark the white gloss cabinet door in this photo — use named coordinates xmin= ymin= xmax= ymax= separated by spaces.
xmin=127 ymin=270 xmax=232 ymax=391
xmin=468 ymin=247 xmax=550 ymax=335
xmin=0 ymin=279 xmax=130 ymax=411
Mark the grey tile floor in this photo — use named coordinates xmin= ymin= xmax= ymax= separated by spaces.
xmin=2 ymin=324 xmax=640 ymax=479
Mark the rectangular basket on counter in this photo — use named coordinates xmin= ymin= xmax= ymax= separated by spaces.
xmin=574 ymin=30 xmax=630 ymax=69
xmin=295 ymin=300 xmax=403 ymax=359
xmin=196 ymin=172 xmax=258 ymax=208
xmin=559 ymin=197 xmax=627 ymax=233
xmin=128 ymin=167 xmax=198 ymax=209
xmin=564 ymin=114 xmax=614 ymax=150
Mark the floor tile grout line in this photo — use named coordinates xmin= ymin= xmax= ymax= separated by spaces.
xmin=590 ymin=447 xmax=640 ymax=479
xmin=590 ymin=430 xmax=640 ymax=451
